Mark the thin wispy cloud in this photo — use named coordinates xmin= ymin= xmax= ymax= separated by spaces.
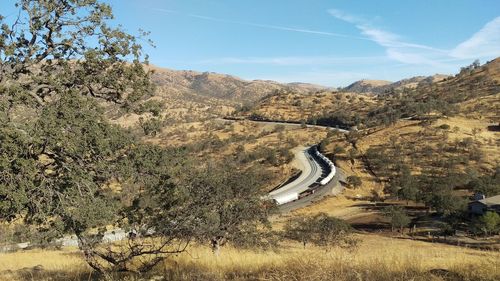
xmin=328 ymin=8 xmax=500 ymax=66
xmin=195 ymin=55 xmax=388 ymax=66
xmin=450 ymin=16 xmax=500 ymax=59
xmin=328 ymin=8 xmax=448 ymax=66
xmin=153 ymin=8 xmax=367 ymax=41
xmin=328 ymin=9 xmax=442 ymax=51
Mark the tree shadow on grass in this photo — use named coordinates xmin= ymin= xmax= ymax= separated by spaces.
xmin=487 ymin=125 xmax=499 ymax=132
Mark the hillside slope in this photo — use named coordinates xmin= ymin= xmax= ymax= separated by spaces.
xmin=343 ymin=75 xmax=449 ymax=95
xmin=239 ymin=58 xmax=499 ymax=127
xmin=148 ymin=66 xmax=327 ymax=103
xmin=343 ymin=80 xmax=392 ymax=94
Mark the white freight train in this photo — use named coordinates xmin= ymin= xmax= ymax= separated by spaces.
xmin=273 ymin=192 xmax=299 ymax=205
xmin=271 ymin=146 xmax=336 ymax=205
xmin=315 ymin=147 xmax=336 ymax=186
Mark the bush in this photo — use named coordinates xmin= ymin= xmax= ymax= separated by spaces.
xmin=346 ymin=175 xmax=362 ymax=188
xmin=134 ymin=100 xmax=164 ymax=116
xmin=139 ymin=117 xmax=163 ymax=136
xmin=438 ymin=124 xmax=450 ymax=130
xmin=283 ymin=213 xmax=357 ymax=250
xmin=383 ymin=206 xmax=411 ymax=232
xmin=476 ymin=212 xmax=500 ymax=236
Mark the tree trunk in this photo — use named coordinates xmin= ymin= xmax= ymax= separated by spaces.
xmin=211 ymin=236 xmax=225 ymax=256
xmin=212 ymin=242 xmax=220 ymax=256
xmin=75 ymin=232 xmax=107 ymax=275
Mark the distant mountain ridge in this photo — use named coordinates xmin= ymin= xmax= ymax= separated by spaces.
xmin=148 ymin=66 xmax=328 ymax=103
xmin=343 ymin=75 xmax=450 ymax=95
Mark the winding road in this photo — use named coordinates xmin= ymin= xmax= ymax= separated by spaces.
xmin=217 ymin=117 xmax=348 ymax=208
xmin=268 ymin=146 xmax=323 ymax=204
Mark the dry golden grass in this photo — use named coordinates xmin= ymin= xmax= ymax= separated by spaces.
xmin=249 ymin=91 xmax=379 ymax=122
xmin=460 ymin=93 xmax=500 ymax=120
xmin=1 ymin=234 xmax=499 ymax=281
xmin=354 ymin=117 xmax=498 ymax=171
xmin=0 ymin=248 xmax=89 ymax=281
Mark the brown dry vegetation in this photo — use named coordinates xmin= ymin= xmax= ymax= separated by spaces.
xmin=244 ymin=91 xmax=379 ymax=122
xmin=1 ymin=234 xmax=500 ymax=281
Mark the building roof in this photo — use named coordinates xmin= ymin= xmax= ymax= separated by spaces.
xmin=477 ymin=195 xmax=500 ymax=206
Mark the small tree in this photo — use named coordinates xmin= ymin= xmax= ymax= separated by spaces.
xmin=181 ymin=163 xmax=277 ymax=255
xmin=347 ymin=175 xmax=362 ymax=188
xmin=135 ymin=100 xmax=164 ymax=116
xmin=332 ymin=145 xmax=346 ymax=160
xmin=318 ymin=138 xmax=331 ymax=152
xmin=311 ymin=213 xmax=357 ymax=250
xmin=284 ymin=214 xmax=357 ymax=250
xmin=383 ymin=206 xmax=411 ymax=233
xmin=438 ymin=124 xmax=450 ymax=130
xmin=478 ymin=212 xmax=500 ymax=236
xmin=139 ymin=117 xmax=163 ymax=136
xmin=426 ymin=185 xmax=467 ymax=216
xmin=283 ymin=217 xmax=315 ymax=248
xmin=347 ymin=148 xmax=358 ymax=164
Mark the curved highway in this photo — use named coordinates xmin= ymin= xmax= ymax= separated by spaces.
xmin=218 ymin=117 xmax=348 ymax=207
xmin=268 ymin=146 xmax=323 ymax=204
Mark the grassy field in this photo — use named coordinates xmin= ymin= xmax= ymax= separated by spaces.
xmin=1 ymin=234 xmax=499 ymax=281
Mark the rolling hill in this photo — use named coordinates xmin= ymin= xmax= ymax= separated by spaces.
xmin=148 ymin=65 xmax=328 ymax=103
xmin=343 ymin=75 xmax=449 ymax=95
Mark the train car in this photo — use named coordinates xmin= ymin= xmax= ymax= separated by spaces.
xmin=273 ymin=192 xmax=299 ymax=205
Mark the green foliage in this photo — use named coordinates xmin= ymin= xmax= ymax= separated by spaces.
xmin=467 ymin=166 xmax=500 ymax=196
xmin=0 ymin=0 xmax=154 ymax=108
xmin=235 ymin=103 xmax=253 ymax=113
xmin=174 ymin=162 xmax=277 ymax=252
xmin=0 ymin=93 xmax=129 ymax=231
xmin=318 ymin=138 xmax=330 ymax=152
xmin=476 ymin=212 xmax=500 ymax=236
xmin=438 ymin=124 xmax=451 ymax=130
xmin=426 ymin=175 xmax=468 ymax=215
xmin=0 ymin=0 xmax=172 ymax=273
xmin=283 ymin=213 xmax=357 ymax=250
xmin=273 ymin=124 xmax=286 ymax=133
xmin=139 ymin=117 xmax=163 ymax=136
xmin=308 ymin=111 xmax=352 ymax=129
xmin=346 ymin=175 xmax=362 ymax=188
xmin=332 ymin=145 xmax=346 ymax=156
xmin=236 ymin=145 xmax=293 ymax=166
xmin=383 ymin=206 xmax=411 ymax=232
xmin=249 ymin=112 xmax=265 ymax=121
xmin=347 ymin=148 xmax=358 ymax=159
xmin=283 ymin=217 xmax=316 ymax=248
xmin=388 ymin=167 xmax=418 ymax=203
xmin=134 ymin=100 xmax=164 ymax=116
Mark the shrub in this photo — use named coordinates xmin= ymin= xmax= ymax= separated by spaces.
xmin=346 ymin=176 xmax=362 ymax=188
xmin=383 ymin=206 xmax=411 ymax=232
xmin=283 ymin=213 xmax=357 ymax=250
xmin=438 ymin=124 xmax=450 ymax=130
xmin=139 ymin=117 xmax=164 ymax=136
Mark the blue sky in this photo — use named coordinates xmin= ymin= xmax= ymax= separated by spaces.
xmin=3 ymin=1 xmax=500 ymax=86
